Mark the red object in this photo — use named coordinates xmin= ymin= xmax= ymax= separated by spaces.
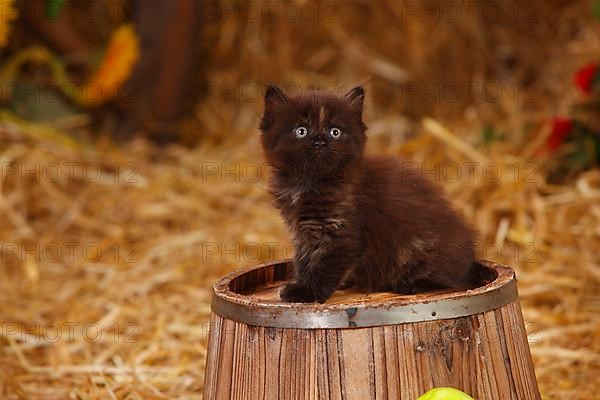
xmin=573 ymin=63 xmax=599 ymax=94
xmin=547 ymin=117 xmax=572 ymax=150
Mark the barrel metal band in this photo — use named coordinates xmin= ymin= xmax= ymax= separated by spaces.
xmin=210 ymin=264 xmax=518 ymax=329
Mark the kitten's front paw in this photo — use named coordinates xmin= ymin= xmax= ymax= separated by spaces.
xmin=280 ymin=282 xmax=320 ymax=303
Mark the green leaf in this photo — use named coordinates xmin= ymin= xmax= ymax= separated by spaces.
xmin=481 ymin=125 xmax=505 ymax=144
xmin=46 ymin=0 xmax=66 ymax=22
xmin=593 ymin=0 xmax=600 ymax=20
xmin=9 ymin=83 xmax=77 ymax=122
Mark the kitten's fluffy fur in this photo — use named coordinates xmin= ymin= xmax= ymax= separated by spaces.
xmin=260 ymin=86 xmax=479 ymax=303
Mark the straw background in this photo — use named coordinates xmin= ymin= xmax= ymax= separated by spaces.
xmin=1 ymin=1 xmax=600 ymax=399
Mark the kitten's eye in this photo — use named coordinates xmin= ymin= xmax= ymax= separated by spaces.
xmin=329 ymin=127 xmax=342 ymax=138
xmin=294 ymin=126 xmax=308 ymax=138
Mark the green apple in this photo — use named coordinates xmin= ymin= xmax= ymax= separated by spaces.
xmin=417 ymin=387 xmax=474 ymax=400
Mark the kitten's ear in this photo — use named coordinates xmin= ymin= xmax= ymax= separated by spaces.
xmin=264 ymin=85 xmax=289 ymax=111
xmin=260 ymin=85 xmax=289 ymax=131
xmin=345 ymin=86 xmax=365 ymax=115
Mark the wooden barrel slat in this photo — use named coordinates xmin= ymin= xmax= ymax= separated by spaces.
xmin=382 ymin=326 xmax=399 ymax=399
xmin=203 ymin=260 xmax=540 ymax=399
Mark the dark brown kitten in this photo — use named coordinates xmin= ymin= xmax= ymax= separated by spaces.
xmin=260 ymin=86 xmax=479 ymax=303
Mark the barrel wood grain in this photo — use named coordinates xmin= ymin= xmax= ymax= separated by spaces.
xmin=204 ymin=299 xmax=539 ymax=399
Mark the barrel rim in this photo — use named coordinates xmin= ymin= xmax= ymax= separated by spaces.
xmin=210 ymin=259 xmax=518 ymax=329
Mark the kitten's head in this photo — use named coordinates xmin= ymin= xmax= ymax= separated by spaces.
xmin=259 ymin=86 xmax=367 ymax=178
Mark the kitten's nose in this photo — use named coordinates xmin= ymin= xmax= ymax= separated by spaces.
xmin=313 ymin=138 xmax=327 ymax=149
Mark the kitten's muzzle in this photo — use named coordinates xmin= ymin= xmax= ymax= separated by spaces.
xmin=312 ymin=138 xmax=328 ymax=149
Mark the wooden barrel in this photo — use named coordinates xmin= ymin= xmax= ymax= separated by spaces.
xmin=203 ymin=260 xmax=540 ymax=399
